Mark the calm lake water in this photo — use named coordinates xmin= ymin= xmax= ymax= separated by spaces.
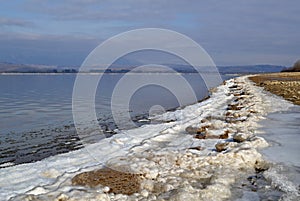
xmin=0 ymin=73 xmax=231 ymax=166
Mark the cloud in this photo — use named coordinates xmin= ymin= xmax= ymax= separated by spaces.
xmin=1 ymin=0 xmax=299 ymax=66
xmin=23 ymin=0 xmax=191 ymax=22
xmin=0 ymin=32 xmax=100 ymax=66
xmin=0 ymin=17 xmax=34 ymax=27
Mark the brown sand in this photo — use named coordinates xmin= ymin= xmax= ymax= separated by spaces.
xmin=249 ymin=72 xmax=300 ymax=105
xmin=72 ymin=167 xmax=143 ymax=195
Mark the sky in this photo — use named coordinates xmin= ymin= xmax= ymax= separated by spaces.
xmin=0 ymin=0 xmax=299 ymax=67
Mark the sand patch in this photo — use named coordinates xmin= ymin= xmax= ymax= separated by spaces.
xmin=72 ymin=167 xmax=143 ymax=195
xmin=249 ymin=72 xmax=300 ymax=105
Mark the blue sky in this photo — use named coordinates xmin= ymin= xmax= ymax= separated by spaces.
xmin=0 ymin=0 xmax=299 ymax=66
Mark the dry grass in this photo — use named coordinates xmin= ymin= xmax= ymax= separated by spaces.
xmin=249 ymin=72 xmax=300 ymax=105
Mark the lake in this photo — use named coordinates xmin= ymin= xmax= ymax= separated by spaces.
xmin=0 ymin=73 xmax=232 ymax=167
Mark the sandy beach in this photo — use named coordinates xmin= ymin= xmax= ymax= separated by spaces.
xmin=2 ymin=74 xmax=299 ymax=201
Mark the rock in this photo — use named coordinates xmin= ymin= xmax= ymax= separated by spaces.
xmin=225 ymin=111 xmax=232 ymax=116
xmin=102 ymin=186 xmax=110 ymax=193
xmin=140 ymin=189 xmax=149 ymax=197
xmin=233 ymin=133 xmax=248 ymax=143
xmin=254 ymin=160 xmax=270 ymax=173
xmin=201 ymin=118 xmax=208 ymax=123
xmin=194 ymin=130 xmax=229 ymax=140
xmin=215 ymin=142 xmax=229 ymax=152
xmin=188 ymin=146 xmax=203 ymax=151
xmin=233 ymin=91 xmax=248 ymax=96
xmin=185 ymin=126 xmax=199 ymax=134
xmin=185 ymin=125 xmax=210 ymax=134
xmin=198 ymin=125 xmax=211 ymax=132
xmin=247 ymin=175 xmax=258 ymax=186
xmin=248 ymin=109 xmax=258 ymax=114
xmin=194 ymin=133 xmax=206 ymax=139
xmin=234 ymin=97 xmax=245 ymax=102
xmin=219 ymin=130 xmax=229 ymax=139
xmin=233 ymin=113 xmax=241 ymax=118
xmin=206 ymin=134 xmax=220 ymax=139
xmin=227 ymin=103 xmax=244 ymax=111
xmin=55 ymin=194 xmax=69 ymax=201
xmin=229 ymin=85 xmax=239 ymax=89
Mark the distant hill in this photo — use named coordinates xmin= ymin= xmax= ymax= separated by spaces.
xmin=0 ymin=62 xmax=77 ymax=73
xmin=217 ymin=65 xmax=285 ymax=74
xmin=0 ymin=62 xmax=55 ymax=73
xmin=165 ymin=64 xmax=285 ymax=74
xmin=0 ymin=61 xmax=285 ymax=74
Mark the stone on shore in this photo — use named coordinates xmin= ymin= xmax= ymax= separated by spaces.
xmin=254 ymin=160 xmax=270 ymax=173
xmin=215 ymin=142 xmax=230 ymax=152
xmin=233 ymin=133 xmax=249 ymax=143
xmin=185 ymin=125 xmax=210 ymax=134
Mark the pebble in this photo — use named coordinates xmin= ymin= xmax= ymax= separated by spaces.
xmin=140 ymin=189 xmax=149 ymax=197
xmin=215 ymin=142 xmax=230 ymax=152
xmin=103 ymin=186 xmax=110 ymax=193
xmin=233 ymin=133 xmax=249 ymax=143
xmin=254 ymin=160 xmax=270 ymax=172
xmin=55 ymin=194 xmax=69 ymax=201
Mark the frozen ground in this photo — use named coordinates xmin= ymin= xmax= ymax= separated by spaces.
xmin=260 ymin=106 xmax=300 ymax=167
xmin=0 ymin=76 xmax=299 ymax=201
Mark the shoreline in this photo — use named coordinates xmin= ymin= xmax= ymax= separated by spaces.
xmin=1 ymin=74 xmax=299 ymax=200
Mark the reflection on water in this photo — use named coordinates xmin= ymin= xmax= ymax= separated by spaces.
xmin=0 ymin=74 xmax=229 ymax=166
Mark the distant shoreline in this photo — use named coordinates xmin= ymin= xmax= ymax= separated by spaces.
xmin=0 ymin=72 xmax=78 ymax=75
xmin=0 ymin=72 xmax=227 ymax=75
xmin=0 ymin=72 xmax=272 ymax=76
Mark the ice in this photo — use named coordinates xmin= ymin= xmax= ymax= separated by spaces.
xmin=0 ymin=162 xmax=15 ymax=168
xmin=264 ymin=164 xmax=300 ymax=200
xmin=255 ymin=106 xmax=300 ymax=200
xmin=235 ymin=191 xmax=260 ymax=201
xmin=259 ymin=106 xmax=300 ymax=167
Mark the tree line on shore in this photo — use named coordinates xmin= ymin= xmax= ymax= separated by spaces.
xmin=282 ymin=60 xmax=300 ymax=72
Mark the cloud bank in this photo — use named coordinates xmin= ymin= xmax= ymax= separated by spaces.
xmin=0 ymin=0 xmax=299 ymax=66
